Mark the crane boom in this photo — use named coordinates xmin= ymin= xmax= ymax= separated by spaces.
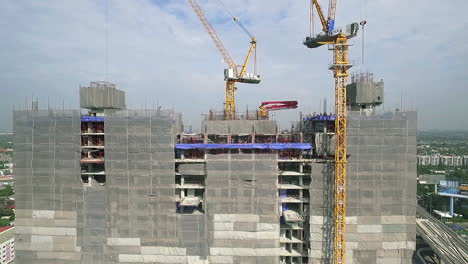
xmin=312 ymin=0 xmax=328 ymax=33
xmin=259 ymin=101 xmax=298 ymax=119
xmin=187 ymin=0 xmax=238 ymax=76
xmin=239 ymin=39 xmax=256 ymax=80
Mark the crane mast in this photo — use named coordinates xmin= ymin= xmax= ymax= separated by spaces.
xmin=332 ymin=34 xmax=350 ymax=264
xmin=187 ymin=0 xmax=260 ymax=120
xmin=305 ymin=0 xmax=356 ymax=263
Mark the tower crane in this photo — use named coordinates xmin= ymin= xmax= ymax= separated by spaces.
xmin=187 ymin=0 xmax=261 ymax=120
xmin=304 ymin=1 xmax=359 ymax=263
xmin=258 ymin=101 xmax=298 ymax=120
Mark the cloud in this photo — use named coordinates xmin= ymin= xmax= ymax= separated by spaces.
xmin=0 ymin=0 xmax=467 ymax=131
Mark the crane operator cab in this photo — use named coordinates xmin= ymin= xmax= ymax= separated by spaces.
xmin=224 ymin=68 xmax=261 ymax=84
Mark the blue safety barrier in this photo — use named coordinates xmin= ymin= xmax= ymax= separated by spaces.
xmin=81 ymin=116 xmax=104 ymax=122
xmin=304 ymin=115 xmax=336 ymax=121
xmin=175 ymin=143 xmax=312 ymax=150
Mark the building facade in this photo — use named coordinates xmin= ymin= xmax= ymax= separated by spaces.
xmin=0 ymin=226 xmax=15 ymax=264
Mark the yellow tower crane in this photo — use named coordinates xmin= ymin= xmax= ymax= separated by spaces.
xmin=187 ymin=0 xmax=261 ymax=120
xmin=304 ymin=1 xmax=359 ymax=263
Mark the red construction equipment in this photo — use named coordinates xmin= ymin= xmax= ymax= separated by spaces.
xmin=259 ymin=101 xmax=298 ymax=119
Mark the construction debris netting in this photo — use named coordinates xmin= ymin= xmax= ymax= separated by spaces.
xmin=308 ymin=111 xmax=417 ymax=264
xmin=13 ymin=110 xmax=82 ymax=263
xmin=205 ymin=153 xmax=281 ymax=263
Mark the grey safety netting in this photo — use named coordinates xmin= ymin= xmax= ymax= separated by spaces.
xmin=14 ymin=110 xmax=82 ymax=264
xmin=309 ymin=111 xmax=417 ymax=264
xmin=202 ymin=120 xmax=277 ymax=135
xmin=346 ymin=81 xmax=384 ymax=105
xmin=205 ymin=153 xmax=281 ymax=263
xmin=79 ymin=85 xmax=126 ymax=110
xmin=105 ymin=109 xmax=177 ymax=246
xmin=14 ymin=110 xmax=81 ymax=210
xmin=308 ymin=162 xmax=334 ymax=264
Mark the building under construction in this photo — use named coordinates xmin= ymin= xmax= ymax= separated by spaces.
xmin=13 ymin=77 xmax=416 ymax=264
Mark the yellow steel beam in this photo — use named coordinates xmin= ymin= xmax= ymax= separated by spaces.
xmin=239 ymin=39 xmax=256 ymax=79
xmin=311 ymin=0 xmax=329 ymax=33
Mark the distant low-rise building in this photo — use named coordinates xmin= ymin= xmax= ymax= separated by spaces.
xmin=464 ymin=155 xmax=468 ymax=167
xmin=418 ymin=174 xmax=446 ymax=185
xmin=454 ymin=156 xmax=463 ymax=167
xmin=418 ymin=155 xmax=431 ymax=166
xmin=0 ymin=226 xmax=14 ymax=263
xmin=430 ymin=154 xmax=440 ymax=166
xmin=440 ymin=155 xmax=454 ymax=166
xmin=417 ymin=154 xmax=442 ymax=166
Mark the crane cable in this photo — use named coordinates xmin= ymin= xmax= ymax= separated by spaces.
xmin=214 ymin=0 xmax=254 ymax=40
xmin=213 ymin=0 xmax=257 ymax=74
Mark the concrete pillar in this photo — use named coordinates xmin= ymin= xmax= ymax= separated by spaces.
xmin=450 ymin=196 xmax=454 ymax=217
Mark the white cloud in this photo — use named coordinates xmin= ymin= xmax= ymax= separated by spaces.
xmin=0 ymin=0 xmax=467 ymax=131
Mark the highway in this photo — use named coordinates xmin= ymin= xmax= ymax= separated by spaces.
xmin=416 ymin=205 xmax=468 ymax=264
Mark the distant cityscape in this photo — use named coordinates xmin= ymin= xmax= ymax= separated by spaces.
xmin=417 ymin=154 xmax=468 ymax=167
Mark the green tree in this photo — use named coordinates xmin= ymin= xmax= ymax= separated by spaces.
xmin=0 ymin=186 xmax=13 ymax=197
xmin=0 ymin=209 xmax=13 ymax=217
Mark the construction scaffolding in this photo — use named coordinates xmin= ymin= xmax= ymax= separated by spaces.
xmin=205 ymin=153 xmax=281 ymax=263
xmin=13 ymin=110 xmax=82 ymax=263
xmin=308 ymin=111 xmax=417 ymax=264
xmin=105 ymin=109 xmax=177 ymax=245
xmin=12 ymin=83 xmax=417 ymax=264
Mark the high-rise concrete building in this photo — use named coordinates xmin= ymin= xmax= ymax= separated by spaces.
xmin=307 ymin=111 xmax=417 ymax=263
xmin=13 ymin=81 xmax=417 ymax=264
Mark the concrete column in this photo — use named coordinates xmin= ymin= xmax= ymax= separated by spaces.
xmin=450 ymin=196 xmax=454 ymax=216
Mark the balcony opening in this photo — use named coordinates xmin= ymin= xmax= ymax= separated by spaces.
xmin=94 ymin=175 xmax=106 ymax=184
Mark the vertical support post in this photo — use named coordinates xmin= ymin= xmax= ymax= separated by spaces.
xmin=449 ymin=196 xmax=454 ymax=217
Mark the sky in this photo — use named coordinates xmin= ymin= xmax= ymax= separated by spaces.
xmin=1 ymin=0 xmax=467 ymax=132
